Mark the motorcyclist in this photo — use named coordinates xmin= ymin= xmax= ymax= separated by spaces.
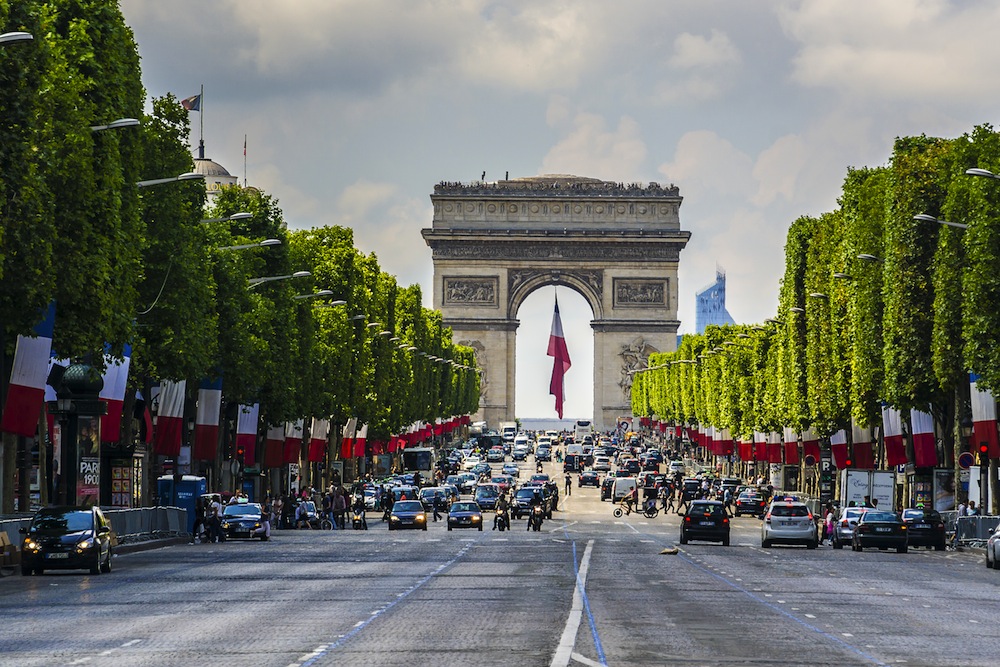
xmin=494 ymin=494 xmax=510 ymax=531
xmin=536 ymin=459 xmax=543 ymax=473
xmin=528 ymin=490 xmax=544 ymax=531
xmin=381 ymin=488 xmax=395 ymax=522
xmin=351 ymin=494 xmax=368 ymax=530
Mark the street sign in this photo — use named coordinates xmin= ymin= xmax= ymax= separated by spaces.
xmin=958 ymin=451 xmax=975 ymax=470
xmin=804 ymin=454 xmax=816 ymax=467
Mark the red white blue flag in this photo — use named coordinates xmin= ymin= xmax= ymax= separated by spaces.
xmin=910 ymin=409 xmax=937 ymax=468
xmin=193 ymin=377 xmax=222 ymax=460
xmin=1 ymin=303 xmax=56 ymax=436
xmin=970 ymin=374 xmax=1000 ymax=458
xmin=546 ymin=296 xmax=571 ymax=418
xmin=830 ymin=429 xmax=848 ymax=469
xmin=284 ymin=419 xmax=303 ymax=464
xmin=153 ymin=380 xmax=186 ymax=457
xmin=881 ymin=405 xmax=907 ymax=466
xmin=180 ymin=93 xmax=201 ymax=111
xmin=308 ymin=418 xmax=329 ymax=462
xmin=99 ymin=344 xmax=131 ymax=444
xmin=236 ymin=404 xmax=260 ymax=466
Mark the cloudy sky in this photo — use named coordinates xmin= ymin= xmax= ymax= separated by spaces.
xmin=120 ymin=0 xmax=1000 ymax=421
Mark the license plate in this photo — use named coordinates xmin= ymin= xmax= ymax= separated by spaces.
xmin=699 ymin=521 xmax=714 ymax=526
xmin=46 ymin=552 xmax=69 ymax=559
xmin=876 ymin=527 xmax=892 ymax=533
xmin=913 ymin=523 xmax=928 ymax=529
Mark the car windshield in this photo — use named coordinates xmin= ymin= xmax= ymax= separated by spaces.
xmin=771 ymin=504 xmax=810 ymax=517
xmin=515 ymin=489 xmax=536 ymax=499
xmin=476 ymin=486 xmax=499 ymax=497
xmin=224 ymin=503 xmax=261 ymax=516
xmin=863 ymin=512 xmax=899 ymax=523
xmin=32 ymin=510 xmax=92 ymax=532
xmin=451 ymin=502 xmax=479 ymax=512
xmin=690 ymin=503 xmax=725 ymax=517
xmin=902 ymin=509 xmax=940 ymax=521
xmin=395 ymin=501 xmax=423 ymax=512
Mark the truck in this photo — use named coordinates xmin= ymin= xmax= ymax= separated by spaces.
xmin=501 ymin=421 xmax=518 ymax=442
xmin=574 ymin=419 xmax=593 ymax=444
xmin=839 ymin=469 xmax=895 ymax=510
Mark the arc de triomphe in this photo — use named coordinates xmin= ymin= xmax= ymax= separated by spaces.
xmin=422 ymin=175 xmax=690 ymax=432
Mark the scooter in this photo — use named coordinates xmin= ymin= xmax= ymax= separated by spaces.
xmin=352 ymin=509 xmax=368 ymax=530
xmin=528 ymin=505 xmax=544 ymax=532
xmin=495 ymin=510 xmax=510 ymax=532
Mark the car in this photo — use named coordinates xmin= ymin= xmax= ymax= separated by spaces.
xmin=392 ymin=485 xmax=421 ymax=502
xmin=680 ymin=478 xmax=703 ymax=503
xmin=502 ymin=463 xmax=520 ymax=478
xmin=535 ymin=446 xmax=552 ymax=461
xmin=830 ymin=506 xmax=869 ymax=549
xmin=20 ymin=505 xmax=114 ymax=576
xmin=474 ymin=483 xmax=501 ymax=510
xmin=363 ymin=488 xmax=378 ymax=510
xmin=619 ymin=459 xmax=641 ymax=475
xmin=486 ymin=448 xmax=505 ymax=463
xmin=578 ymin=471 xmax=600 ymax=487
xmin=900 ymin=507 xmax=947 ymax=550
xmin=852 ymin=510 xmax=908 ymax=553
xmin=530 ymin=473 xmax=550 ymax=484
xmin=734 ymin=491 xmax=767 ymax=518
xmin=491 ymin=475 xmax=515 ymax=493
xmin=419 ymin=487 xmax=448 ymax=511
xmin=512 ymin=447 xmax=528 ymax=462
xmin=680 ymin=500 xmax=730 ymax=546
xmin=668 ymin=460 xmax=685 ymax=475
xmin=440 ymin=483 xmax=461 ymax=503
xmin=220 ymin=503 xmax=269 ymax=540
xmin=389 ymin=500 xmax=428 ymax=530
xmin=472 ymin=462 xmax=493 ymax=478
xmin=986 ymin=523 xmax=1000 ymax=569
xmin=454 ymin=473 xmax=478 ymax=494
xmin=600 ymin=476 xmax=614 ymax=501
xmin=761 ymin=501 xmax=817 ymax=548
xmin=447 ymin=501 xmax=484 ymax=531
xmin=592 ymin=456 xmax=612 ymax=472
xmin=512 ymin=486 xmax=552 ymax=519
xmin=462 ymin=455 xmax=482 ymax=471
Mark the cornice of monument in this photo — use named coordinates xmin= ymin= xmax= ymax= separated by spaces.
xmin=432 ymin=175 xmax=681 ymax=200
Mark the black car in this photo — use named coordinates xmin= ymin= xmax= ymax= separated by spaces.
xmin=221 ymin=503 xmax=269 ymax=540
xmin=578 ymin=471 xmax=600 ymax=487
xmin=680 ymin=500 xmax=730 ymax=546
xmin=601 ymin=477 xmax=614 ymax=501
xmin=536 ymin=446 xmax=552 ymax=461
xmin=512 ymin=486 xmax=552 ymax=519
xmin=20 ymin=506 xmax=114 ymax=575
xmin=474 ymin=484 xmax=501 ymax=511
xmin=853 ymin=511 xmax=908 ymax=553
xmin=389 ymin=500 xmax=428 ymax=531
xmin=447 ymin=501 xmax=484 ymax=531
xmin=734 ymin=491 xmax=767 ymax=518
xmin=900 ymin=508 xmax=946 ymax=550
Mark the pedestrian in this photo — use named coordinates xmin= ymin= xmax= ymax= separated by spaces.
xmin=382 ymin=489 xmax=394 ymax=522
xmin=191 ymin=496 xmax=206 ymax=543
xmin=322 ymin=490 xmax=333 ymax=525
xmin=432 ymin=492 xmax=445 ymax=522
xmin=207 ymin=494 xmax=223 ymax=542
xmin=967 ymin=500 xmax=980 ymax=516
xmin=564 ymin=473 xmax=572 ymax=496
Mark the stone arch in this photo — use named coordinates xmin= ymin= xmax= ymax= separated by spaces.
xmin=422 ymin=174 xmax=690 ymax=431
xmin=506 ymin=270 xmax=603 ymax=321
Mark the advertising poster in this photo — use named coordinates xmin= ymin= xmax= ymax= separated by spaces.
xmin=78 ymin=456 xmax=100 ymax=506
xmin=934 ymin=469 xmax=956 ymax=512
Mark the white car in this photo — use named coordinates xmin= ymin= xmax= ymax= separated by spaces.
xmin=593 ymin=456 xmax=611 ymax=472
xmin=462 ymin=455 xmax=482 ymax=471
xmin=668 ymin=460 xmax=685 ymax=475
xmin=762 ymin=501 xmax=818 ymax=549
xmin=986 ymin=523 xmax=1000 ymax=569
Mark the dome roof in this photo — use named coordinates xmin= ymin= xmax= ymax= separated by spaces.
xmin=193 ymin=158 xmax=232 ymax=178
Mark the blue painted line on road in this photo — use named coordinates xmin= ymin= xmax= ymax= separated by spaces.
xmin=629 ymin=526 xmax=890 ymax=667
xmin=571 ymin=539 xmax=607 ymax=667
xmin=300 ymin=538 xmax=479 ymax=665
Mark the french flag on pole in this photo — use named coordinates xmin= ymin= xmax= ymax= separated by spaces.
xmin=547 ymin=295 xmax=571 ymax=419
xmin=235 ymin=404 xmax=259 ymax=466
xmin=308 ymin=418 xmax=329 ymax=462
xmin=911 ymin=409 xmax=938 ymax=468
xmin=1 ymin=303 xmax=56 ymax=436
xmin=264 ymin=424 xmax=284 ymax=468
xmin=830 ymin=429 xmax=848 ymax=469
xmin=153 ymin=380 xmax=186 ymax=457
xmin=783 ymin=427 xmax=800 ymax=465
xmin=284 ymin=420 xmax=304 ymax=464
xmin=99 ymin=344 xmax=131 ymax=444
xmin=970 ymin=373 xmax=1000 ymax=458
xmin=193 ymin=378 xmax=222 ymax=460
xmin=353 ymin=423 xmax=368 ymax=459
xmin=881 ymin=405 xmax=907 ymax=467
xmin=341 ymin=417 xmax=357 ymax=456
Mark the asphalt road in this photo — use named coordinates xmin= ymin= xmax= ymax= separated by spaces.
xmin=2 ymin=460 xmax=998 ymax=667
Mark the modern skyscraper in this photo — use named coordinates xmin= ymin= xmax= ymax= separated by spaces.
xmin=695 ymin=267 xmax=735 ymax=334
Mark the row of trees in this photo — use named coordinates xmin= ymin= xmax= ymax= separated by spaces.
xmin=0 ymin=0 xmax=479 ymax=509
xmin=632 ymin=126 xmax=1000 ymax=496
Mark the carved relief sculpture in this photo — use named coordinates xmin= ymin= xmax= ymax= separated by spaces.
xmin=613 ymin=279 xmax=667 ymax=307
xmin=444 ymin=277 xmax=498 ymax=306
xmin=618 ymin=337 xmax=659 ymax=399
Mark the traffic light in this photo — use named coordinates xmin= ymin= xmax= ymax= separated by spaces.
xmin=979 ymin=442 xmax=990 ymax=465
xmin=236 ymin=445 xmax=245 ymax=462
xmin=843 ymin=457 xmax=853 ymax=468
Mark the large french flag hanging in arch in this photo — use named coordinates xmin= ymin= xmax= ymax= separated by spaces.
xmin=547 ymin=295 xmax=572 ymax=419
xmin=1 ymin=303 xmax=56 ymax=436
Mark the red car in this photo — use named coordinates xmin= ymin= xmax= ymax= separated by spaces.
xmin=578 ymin=471 xmax=600 ymax=487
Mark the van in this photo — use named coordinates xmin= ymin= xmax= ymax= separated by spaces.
xmin=611 ymin=477 xmax=637 ymax=503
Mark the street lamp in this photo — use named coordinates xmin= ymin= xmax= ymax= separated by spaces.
xmin=293 ymin=289 xmax=334 ymax=301
xmin=247 ymin=270 xmax=311 ymax=289
xmin=90 ymin=118 xmax=140 ymax=132
xmin=913 ymin=213 xmax=968 ymax=230
xmin=137 ymin=172 xmax=205 ymax=188
xmin=350 ymin=315 xmax=366 ymax=321
xmin=833 ymin=272 xmax=852 ymax=280
xmin=857 ymin=254 xmax=882 ymax=263
xmin=0 ymin=31 xmax=32 ymax=44
xmin=808 ymin=292 xmax=829 ymax=299
xmin=788 ymin=307 xmax=805 ymax=313
xmin=200 ymin=212 xmax=253 ymax=224
xmin=217 ymin=239 xmax=281 ymax=251
xmin=966 ymin=167 xmax=1000 ymax=181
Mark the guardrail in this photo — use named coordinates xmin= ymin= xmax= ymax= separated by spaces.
xmin=0 ymin=506 xmax=189 ymax=545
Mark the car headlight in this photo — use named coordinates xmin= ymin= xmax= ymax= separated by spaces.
xmin=222 ymin=522 xmax=230 ymax=529
xmin=24 ymin=540 xmax=39 ymax=551
xmin=390 ymin=515 xmax=399 ymax=521
xmin=77 ymin=538 xmax=94 ymax=551
xmin=472 ymin=515 xmax=481 ymax=521
xmin=416 ymin=514 xmax=425 ymax=522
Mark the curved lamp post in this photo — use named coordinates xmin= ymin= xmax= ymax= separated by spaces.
xmin=90 ymin=118 xmax=140 ymax=132
xmin=200 ymin=212 xmax=253 ymax=224
xmin=218 ymin=239 xmax=281 ymax=252
xmin=137 ymin=172 xmax=205 ymax=189
xmin=0 ymin=31 xmax=32 ymax=44
xmin=247 ymin=270 xmax=311 ymax=289
xmin=913 ymin=213 xmax=967 ymax=230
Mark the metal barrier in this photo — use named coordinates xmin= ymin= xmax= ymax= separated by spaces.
xmin=954 ymin=515 xmax=999 ymax=543
xmin=0 ymin=506 xmax=188 ymax=545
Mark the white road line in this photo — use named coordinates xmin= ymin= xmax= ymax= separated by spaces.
xmin=571 ymin=651 xmax=604 ymax=667
xmin=550 ymin=539 xmax=595 ymax=667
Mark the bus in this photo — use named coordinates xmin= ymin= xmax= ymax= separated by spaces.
xmin=574 ymin=419 xmax=593 ymax=443
xmin=401 ymin=447 xmax=435 ymax=474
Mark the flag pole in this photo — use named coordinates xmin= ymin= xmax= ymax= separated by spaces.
xmin=243 ymin=134 xmax=247 ymax=187
xmin=199 ymin=83 xmax=204 ymax=158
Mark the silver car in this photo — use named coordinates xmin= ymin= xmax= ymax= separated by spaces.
xmin=761 ymin=501 xmax=818 ymax=548
xmin=986 ymin=523 xmax=1000 ymax=569
xmin=831 ymin=506 xmax=869 ymax=549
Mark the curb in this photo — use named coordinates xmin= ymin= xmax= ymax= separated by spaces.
xmin=115 ymin=536 xmax=191 ymax=555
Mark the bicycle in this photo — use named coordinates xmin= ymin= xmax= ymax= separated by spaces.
xmin=613 ymin=501 xmax=659 ymax=519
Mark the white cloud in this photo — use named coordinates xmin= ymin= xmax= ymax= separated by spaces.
xmin=752 ymin=134 xmax=807 ymax=206
xmin=337 ymin=181 xmax=398 ymax=224
xmin=658 ymin=130 xmax=755 ymax=200
xmin=669 ymin=30 xmax=741 ymax=69
xmin=541 ymin=113 xmax=647 ymax=181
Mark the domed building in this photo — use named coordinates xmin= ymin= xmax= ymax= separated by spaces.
xmin=193 ymin=153 xmax=238 ymax=199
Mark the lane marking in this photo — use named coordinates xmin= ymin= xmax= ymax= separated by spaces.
xmin=551 ymin=539 xmax=598 ymax=667
xmin=571 ymin=651 xmax=605 ymax=667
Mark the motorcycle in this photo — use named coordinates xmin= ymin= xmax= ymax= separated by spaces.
xmin=528 ymin=505 xmax=544 ymax=532
xmin=352 ymin=508 xmax=368 ymax=530
xmin=494 ymin=510 xmax=510 ymax=532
